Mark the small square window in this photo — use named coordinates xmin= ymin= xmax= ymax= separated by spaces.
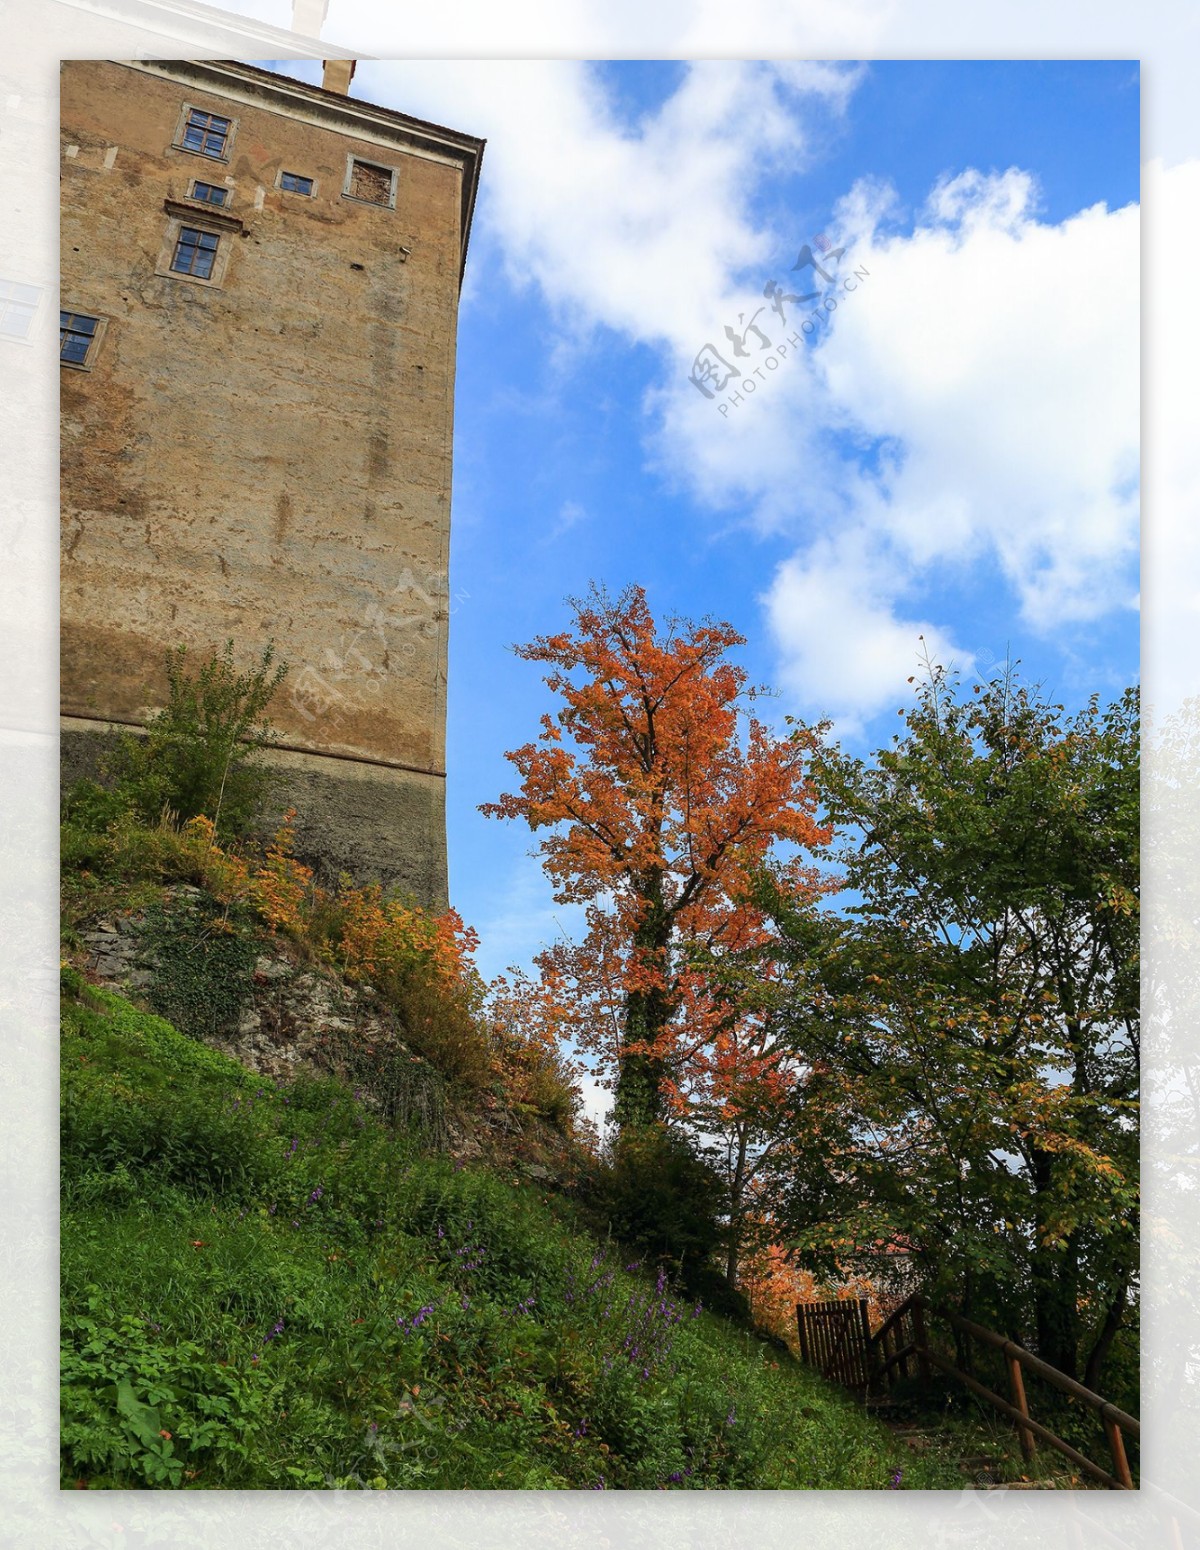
xmin=181 ymin=109 xmax=230 ymax=159
xmin=189 ymin=180 xmax=228 ymax=207
xmin=279 ymin=171 xmax=314 ymax=196
xmin=346 ymin=158 xmax=395 ymax=207
xmin=170 ymin=226 xmax=220 ymax=279
xmin=60 ymin=311 xmax=99 ymax=365
xmin=1 ymin=279 xmax=41 ymax=341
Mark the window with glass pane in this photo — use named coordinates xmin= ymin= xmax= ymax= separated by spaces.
xmin=1 ymin=279 xmax=40 ymax=340
xmin=279 ymin=171 xmax=314 ymax=196
xmin=190 ymin=181 xmax=228 ymax=207
xmin=181 ymin=109 xmax=230 ymax=158
xmin=171 ymin=227 xmax=220 ymax=279
xmin=60 ymin=311 xmax=98 ymax=364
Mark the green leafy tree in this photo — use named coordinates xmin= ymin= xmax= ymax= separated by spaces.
xmin=110 ymin=641 xmax=288 ymax=838
xmin=767 ymin=658 xmax=1138 ymax=1386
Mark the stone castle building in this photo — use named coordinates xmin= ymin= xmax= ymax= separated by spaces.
xmin=59 ymin=58 xmax=484 ymax=906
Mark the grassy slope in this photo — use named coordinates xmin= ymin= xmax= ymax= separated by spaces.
xmin=60 ymin=976 xmax=968 ymax=1491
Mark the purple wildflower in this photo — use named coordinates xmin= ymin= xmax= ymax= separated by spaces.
xmin=725 ymin=1407 xmax=736 ymax=1428
xmin=307 ymin=1186 xmax=324 ymax=1204
xmin=888 ymin=1469 xmax=903 ymax=1490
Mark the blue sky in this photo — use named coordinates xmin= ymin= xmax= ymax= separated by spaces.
xmin=266 ymin=58 xmax=1139 ymax=993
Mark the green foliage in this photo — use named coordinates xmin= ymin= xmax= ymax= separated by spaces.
xmin=388 ymin=960 xmax=492 ymax=1093
xmin=139 ymin=892 xmax=259 ymax=1041
xmin=105 ymin=640 xmax=287 ymax=839
xmin=590 ymin=1124 xmax=726 ymax=1291
xmin=60 ymin=981 xmax=960 ymax=1491
xmin=769 ymin=661 xmax=1139 ymax=1386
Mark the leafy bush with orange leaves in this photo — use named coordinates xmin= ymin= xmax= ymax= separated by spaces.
xmin=171 ymin=813 xmax=493 ymax=1090
xmin=65 ymin=804 xmax=574 ymax=1105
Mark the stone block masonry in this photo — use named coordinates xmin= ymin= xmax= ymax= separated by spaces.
xmin=59 ymin=59 xmax=485 ymax=906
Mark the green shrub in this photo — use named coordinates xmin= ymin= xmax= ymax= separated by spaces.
xmin=62 ymin=1081 xmax=279 ymax=1201
xmin=389 ymin=964 xmax=492 ymax=1093
xmin=591 ymin=1124 xmax=725 ymax=1286
xmin=106 ymin=640 xmax=287 ymax=839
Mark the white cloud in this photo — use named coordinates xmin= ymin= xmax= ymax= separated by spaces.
xmin=575 ymin=1068 xmax=614 ymax=1134
xmin=355 ymin=62 xmax=1139 ymax=727
xmin=665 ymin=166 xmax=1139 ymax=724
xmin=764 ymin=533 xmax=970 ymax=736
xmin=815 ymin=168 xmax=1140 ymax=631
xmin=356 ymin=58 xmax=859 ymax=353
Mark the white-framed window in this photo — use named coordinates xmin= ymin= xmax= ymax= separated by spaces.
xmin=172 ymin=103 xmax=237 ymax=163
xmin=1 ymin=278 xmax=42 ymax=342
xmin=155 ymin=204 xmax=239 ymax=289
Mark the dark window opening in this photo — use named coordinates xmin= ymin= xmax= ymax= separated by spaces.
xmin=170 ymin=226 xmax=219 ymax=279
xmin=280 ymin=171 xmax=314 ymax=196
xmin=181 ymin=109 xmax=230 ymax=158
xmin=190 ymin=180 xmax=228 ymax=207
xmin=60 ymin=311 xmax=98 ymax=364
xmin=348 ymin=160 xmax=392 ymax=205
xmin=1 ymin=280 xmax=40 ymax=340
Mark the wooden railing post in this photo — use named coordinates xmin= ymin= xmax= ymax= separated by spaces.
xmin=796 ymin=1303 xmax=810 ymax=1365
xmin=857 ymin=1298 xmax=872 ymax=1392
xmin=1006 ymin=1351 xmax=1037 ymax=1462
xmin=911 ymin=1297 xmax=931 ymax=1383
xmin=1104 ymin=1415 xmax=1134 ymax=1491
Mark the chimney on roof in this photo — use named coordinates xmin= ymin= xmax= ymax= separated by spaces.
xmin=291 ymin=0 xmax=329 ymax=36
xmin=322 ymin=59 xmax=356 ymax=95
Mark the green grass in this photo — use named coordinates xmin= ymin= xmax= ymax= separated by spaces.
xmin=59 ymin=972 xmax=969 ymax=1491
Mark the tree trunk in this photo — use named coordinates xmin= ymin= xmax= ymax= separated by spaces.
xmin=725 ymin=1125 xmax=749 ymax=1289
xmin=614 ymin=885 xmax=674 ymax=1130
xmin=1029 ymin=1149 xmax=1081 ymax=1378
xmin=1083 ymin=1276 xmax=1129 ymax=1393
xmin=613 ymin=1043 xmax=666 ymax=1128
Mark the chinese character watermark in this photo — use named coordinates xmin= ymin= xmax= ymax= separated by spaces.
xmin=289 ymin=566 xmax=469 ymax=729
xmin=689 ymin=232 xmax=870 ymax=416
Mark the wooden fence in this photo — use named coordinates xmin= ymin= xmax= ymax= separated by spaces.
xmin=796 ymin=1292 xmax=1139 ymax=1490
xmin=795 ymin=1297 xmax=874 ymax=1391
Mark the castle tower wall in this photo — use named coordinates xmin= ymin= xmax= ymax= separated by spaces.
xmin=59 ymin=59 xmax=483 ymax=905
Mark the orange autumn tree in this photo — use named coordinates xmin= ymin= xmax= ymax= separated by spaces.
xmin=480 ymin=583 xmax=832 ymax=1132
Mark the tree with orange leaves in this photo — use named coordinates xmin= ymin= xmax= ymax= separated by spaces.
xmin=480 ymin=583 xmax=832 ymax=1133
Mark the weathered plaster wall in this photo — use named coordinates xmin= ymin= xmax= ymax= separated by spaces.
xmin=60 ymin=60 xmax=480 ymax=905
